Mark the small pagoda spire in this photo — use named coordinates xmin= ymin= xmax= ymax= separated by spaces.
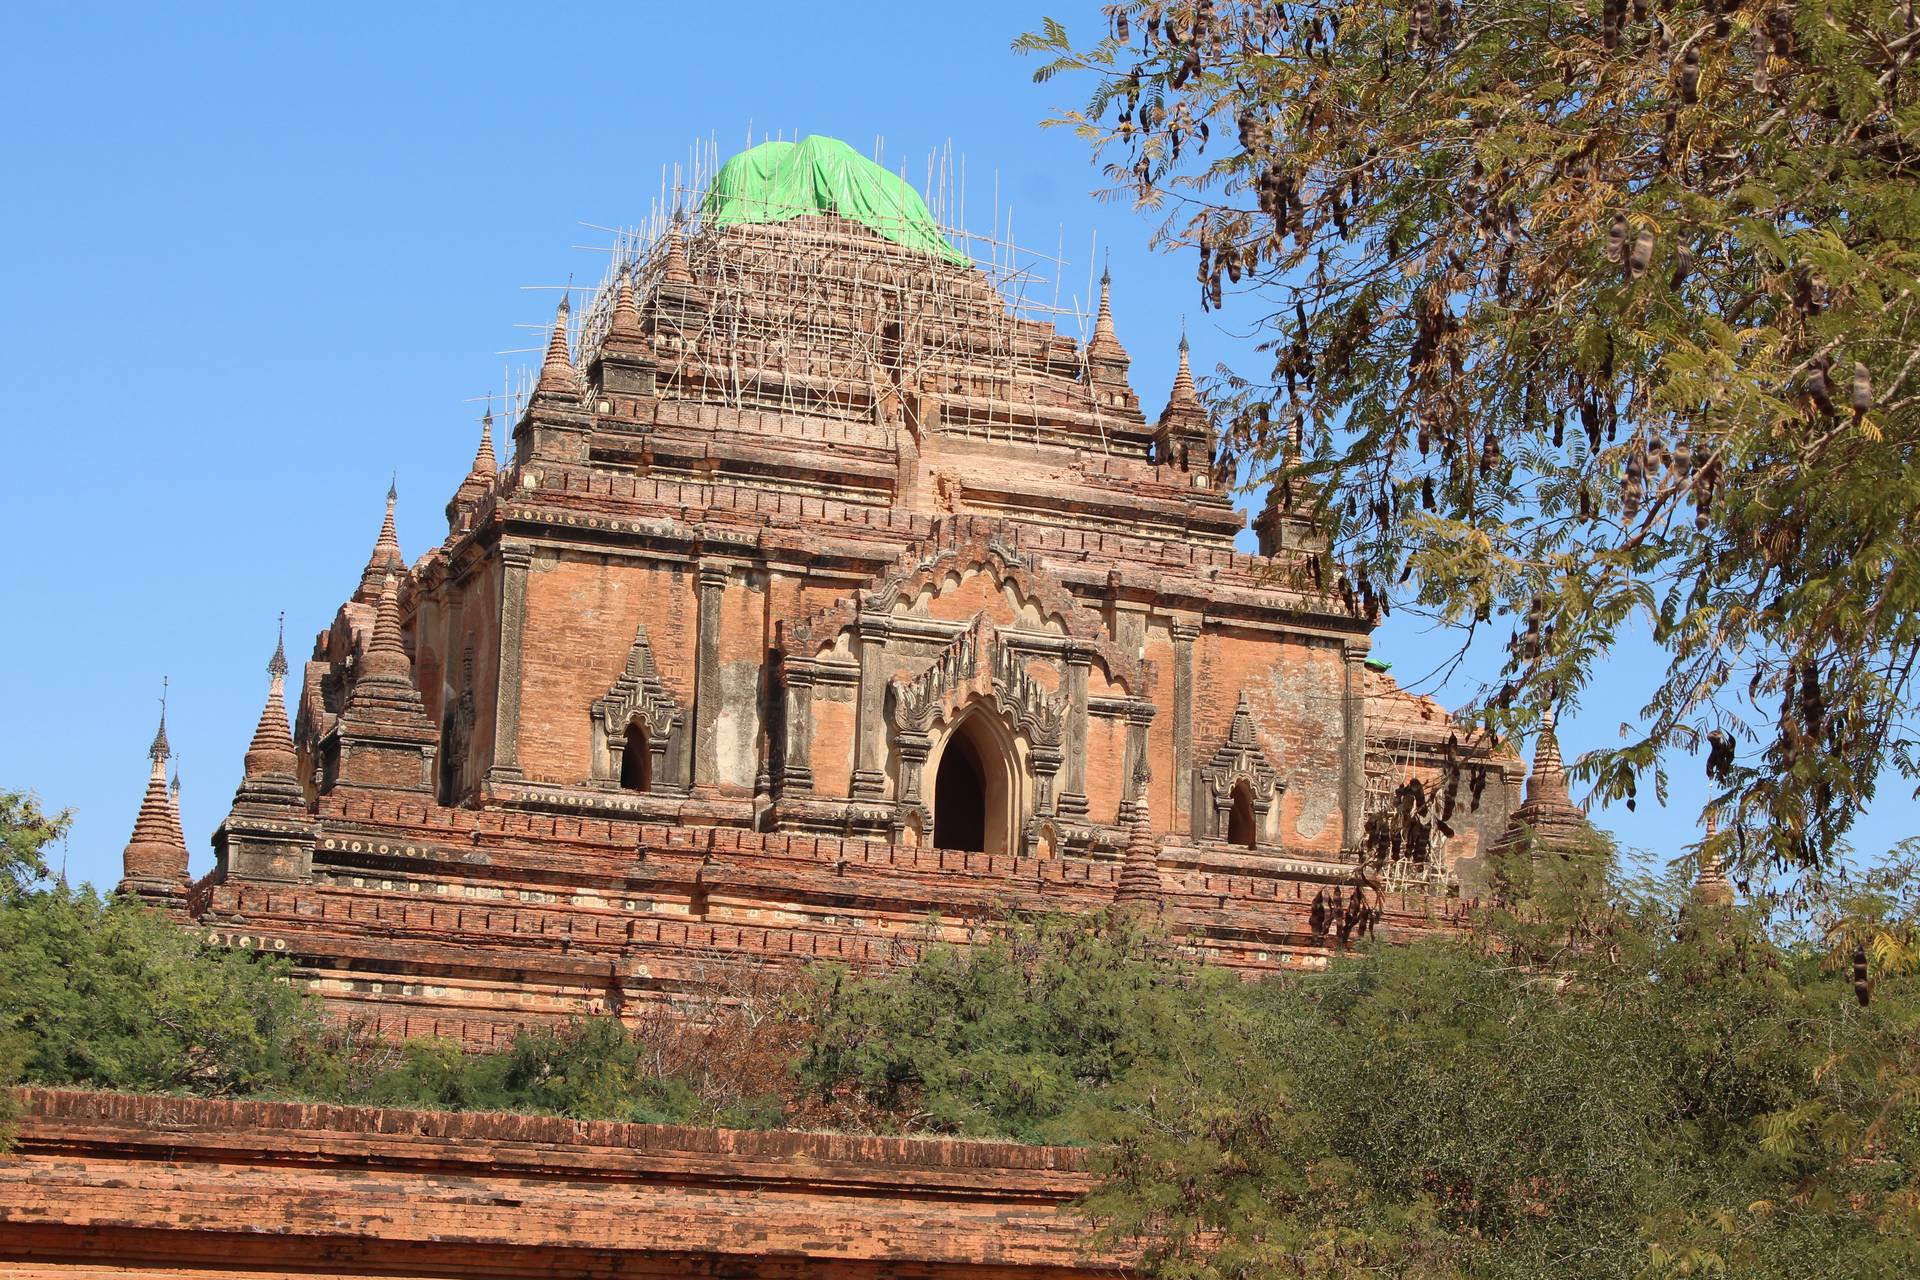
xmin=472 ymin=409 xmax=497 ymax=478
xmin=663 ymin=222 xmax=695 ymax=288
xmin=356 ymin=480 xmax=406 ymax=603
xmin=1490 ymin=705 xmax=1608 ymax=862
xmin=235 ymin=614 xmax=304 ymax=811
xmin=1169 ymin=328 xmax=1199 ymax=405
xmin=1115 ymin=759 xmax=1163 ymax=907
xmin=122 ymin=691 xmax=189 ymax=893
xmin=446 ymin=410 xmax=499 ymax=536
xmin=357 ymin=573 xmax=413 ymax=687
xmin=1087 ymin=256 xmax=1130 ymax=369
xmin=1694 ymin=808 xmax=1734 ymax=906
xmin=608 ymin=265 xmax=642 ymax=339
xmin=1524 ymin=706 xmax=1572 ymax=808
xmin=536 ymin=294 xmax=578 ymax=394
xmin=167 ymin=765 xmax=188 ymax=853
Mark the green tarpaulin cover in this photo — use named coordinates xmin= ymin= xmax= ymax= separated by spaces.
xmin=701 ymin=135 xmax=967 ymax=266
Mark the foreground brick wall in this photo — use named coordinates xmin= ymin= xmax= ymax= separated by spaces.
xmin=0 ymin=1088 xmax=1123 ymax=1279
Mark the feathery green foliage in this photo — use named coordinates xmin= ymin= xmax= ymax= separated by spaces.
xmin=1019 ymin=1 xmax=1920 ymax=881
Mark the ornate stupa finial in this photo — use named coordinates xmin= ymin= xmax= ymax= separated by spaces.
xmin=268 ymin=611 xmax=288 ymax=679
xmin=149 ymin=677 xmax=171 ymax=763
xmin=536 ymin=293 xmax=578 ymax=393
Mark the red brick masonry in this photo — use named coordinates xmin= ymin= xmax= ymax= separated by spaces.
xmin=0 ymin=1088 xmax=1124 ymax=1279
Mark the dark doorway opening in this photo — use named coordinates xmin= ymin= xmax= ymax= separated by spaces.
xmin=1227 ymin=780 xmax=1258 ymax=848
xmin=620 ymin=722 xmax=652 ymax=792
xmin=933 ymin=730 xmax=987 ymax=852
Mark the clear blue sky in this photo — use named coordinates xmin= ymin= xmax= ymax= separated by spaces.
xmin=1 ymin=2 xmax=1910 ymax=890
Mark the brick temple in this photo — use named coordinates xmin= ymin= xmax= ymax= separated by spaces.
xmin=111 ymin=137 xmax=1582 ymax=1050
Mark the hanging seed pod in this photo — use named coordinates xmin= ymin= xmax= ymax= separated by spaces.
xmin=1852 ymin=362 xmax=1872 ymax=421
xmin=1670 ymin=243 xmax=1692 ymax=290
xmin=1421 ymin=475 xmax=1435 ymax=510
xmin=1622 ymin=449 xmax=1645 ymax=518
xmin=1627 ymin=226 xmax=1655 ymax=280
xmin=1752 ymin=25 xmax=1771 ymax=92
xmin=1116 ymin=9 xmax=1130 ymax=41
xmin=1679 ymin=47 xmax=1700 ymax=103
xmin=1807 ymin=355 xmax=1835 ymax=416
xmin=1412 ymin=0 xmax=1433 ymax=46
xmin=1800 ymin=663 xmax=1823 ymax=734
xmin=1672 ymin=435 xmax=1693 ymax=479
xmin=1605 ymin=213 xmax=1628 ymax=264
xmin=1770 ymin=8 xmax=1792 ymax=56
xmin=1854 ymin=945 xmax=1871 ymax=1006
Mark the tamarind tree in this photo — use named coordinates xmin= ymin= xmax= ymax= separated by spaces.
xmin=1020 ymin=0 xmax=1920 ymax=881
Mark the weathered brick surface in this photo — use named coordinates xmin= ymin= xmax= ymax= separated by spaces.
xmin=0 ymin=1088 xmax=1118 ymax=1278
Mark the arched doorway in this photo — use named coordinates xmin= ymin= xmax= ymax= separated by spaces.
xmin=929 ymin=708 xmax=1017 ymax=854
xmin=619 ymin=721 xmax=652 ymax=792
xmin=1227 ymin=779 xmax=1258 ymax=848
xmin=933 ymin=732 xmax=986 ymax=852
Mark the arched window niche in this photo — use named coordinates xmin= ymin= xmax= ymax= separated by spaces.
xmin=619 ymin=721 xmax=652 ymax=792
xmin=1227 ymin=779 xmax=1258 ymax=848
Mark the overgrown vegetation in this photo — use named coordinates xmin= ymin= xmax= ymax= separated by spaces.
xmin=1018 ymin=0 xmax=1920 ymax=881
xmin=4 ymin=789 xmax=1916 ymax=1272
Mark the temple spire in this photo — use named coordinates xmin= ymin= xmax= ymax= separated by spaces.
xmin=473 ymin=410 xmax=497 ymax=477
xmin=1115 ymin=759 xmax=1163 ymax=907
xmin=1490 ymin=705 xmax=1608 ymax=862
xmin=357 ymin=573 xmax=413 ymax=687
xmin=1694 ymin=808 xmax=1733 ymax=905
xmin=1524 ymin=706 xmax=1572 ymax=807
xmin=536 ymin=294 xmax=578 ymax=394
xmin=663 ymin=222 xmax=695 ymax=288
xmin=122 ymin=694 xmax=189 ymax=895
xmin=447 ymin=410 xmax=498 ymax=536
xmin=1087 ymin=256 xmax=1129 ymax=369
xmin=1169 ymin=328 xmax=1198 ymax=405
xmin=235 ymin=615 xmax=303 ymax=811
xmin=356 ymin=481 xmax=406 ymax=603
xmin=608 ymin=265 xmax=642 ymax=339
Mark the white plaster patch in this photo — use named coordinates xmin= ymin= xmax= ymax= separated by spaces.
xmin=1294 ymin=783 xmax=1335 ymax=841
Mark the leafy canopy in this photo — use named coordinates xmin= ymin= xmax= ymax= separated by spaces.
xmin=1019 ymin=1 xmax=1920 ymax=880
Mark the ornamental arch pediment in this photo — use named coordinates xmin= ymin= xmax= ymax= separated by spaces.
xmin=779 ymin=520 xmax=1143 ymax=695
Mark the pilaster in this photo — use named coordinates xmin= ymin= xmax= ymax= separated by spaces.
xmin=1170 ymin=618 xmax=1200 ymax=828
xmin=486 ymin=544 xmax=532 ymax=783
xmin=691 ymin=562 xmax=729 ymax=791
xmin=1342 ymin=638 xmax=1370 ymax=853
xmin=849 ymin=610 xmax=892 ymax=799
xmin=1058 ymin=646 xmax=1092 ymax=818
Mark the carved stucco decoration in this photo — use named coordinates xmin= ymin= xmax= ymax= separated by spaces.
xmin=887 ymin=612 xmax=1070 ymax=826
xmin=590 ymin=625 xmax=685 ymax=789
xmin=1195 ymin=691 xmax=1285 ymax=843
xmin=781 ymin=516 xmax=1144 ymax=695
